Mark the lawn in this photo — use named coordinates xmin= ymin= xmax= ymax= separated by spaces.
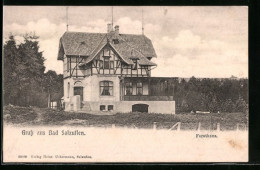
xmin=3 ymin=105 xmax=248 ymax=130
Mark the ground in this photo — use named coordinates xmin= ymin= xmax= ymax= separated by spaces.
xmin=3 ymin=105 xmax=248 ymax=162
xmin=3 ymin=105 xmax=248 ymax=130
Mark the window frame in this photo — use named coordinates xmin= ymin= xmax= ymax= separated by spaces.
xmin=108 ymin=105 xmax=114 ymax=111
xmin=125 ymin=82 xmax=133 ymax=95
xmin=67 ymin=56 xmax=70 ymax=72
xmin=136 ymin=82 xmax=143 ymax=95
xmin=110 ymin=61 xmax=114 ymax=69
xmin=100 ymin=81 xmax=113 ymax=96
xmin=67 ymin=82 xmax=70 ymax=98
xmin=100 ymin=105 xmax=106 ymax=111
xmin=103 ymin=56 xmax=110 ymax=69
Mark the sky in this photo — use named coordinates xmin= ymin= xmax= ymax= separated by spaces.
xmin=3 ymin=6 xmax=248 ymax=78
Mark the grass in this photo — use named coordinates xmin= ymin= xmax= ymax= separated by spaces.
xmin=3 ymin=105 xmax=248 ymax=130
xmin=3 ymin=105 xmax=37 ymax=124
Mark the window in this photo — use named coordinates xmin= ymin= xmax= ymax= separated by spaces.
xmin=125 ymin=82 xmax=133 ymax=95
xmin=99 ymin=60 xmax=103 ymax=69
xmin=136 ymin=82 xmax=143 ymax=95
xmin=108 ymin=105 xmax=114 ymax=111
xmin=74 ymin=86 xmax=83 ymax=101
xmin=67 ymin=82 xmax=70 ymax=98
xmin=132 ymin=59 xmax=137 ymax=70
xmin=104 ymin=56 xmax=110 ymax=69
xmin=100 ymin=105 xmax=106 ymax=111
xmin=100 ymin=81 xmax=113 ymax=96
xmin=110 ymin=61 xmax=114 ymax=69
xmin=67 ymin=57 xmax=70 ymax=72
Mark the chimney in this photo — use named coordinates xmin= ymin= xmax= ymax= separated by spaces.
xmin=107 ymin=23 xmax=112 ymax=33
xmin=114 ymin=25 xmax=119 ymax=35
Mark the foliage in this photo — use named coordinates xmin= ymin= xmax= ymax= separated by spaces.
xmin=3 ymin=34 xmax=63 ymax=107
xmin=3 ymin=33 xmax=248 ymax=113
xmin=234 ymin=97 xmax=248 ymax=113
xmin=43 ymin=70 xmax=64 ymax=102
xmin=175 ymin=77 xmax=248 ymax=113
xmin=222 ymin=99 xmax=235 ymax=113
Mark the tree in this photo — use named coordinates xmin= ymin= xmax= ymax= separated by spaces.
xmin=16 ymin=34 xmax=46 ymax=106
xmin=4 ymin=34 xmax=47 ymax=106
xmin=174 ymin=76 xmax=248 ymax=113
xmin=4 ymin=33 xmax=63 ymax=108
xmin=3 ymin=35 xmax=19 ymax=105
xmin=208 ymin=95 xmax=219 ymax=113
xmin=222 ymin=99 xmax=235 ymax=113
xmin=43 ymin=70 xmax=64 ymax=106
xmin=234 ymin=97 xmax=248 ymax=113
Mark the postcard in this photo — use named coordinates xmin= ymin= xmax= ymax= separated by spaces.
xmin=2 ymin=6 xmax=248 ymax=163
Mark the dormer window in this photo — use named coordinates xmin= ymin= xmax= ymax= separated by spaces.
xmin=113 ymin=39 xmax=119 ymax=44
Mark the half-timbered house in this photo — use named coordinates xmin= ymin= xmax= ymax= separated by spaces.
xmin=57 ymin=24 xmax=176 ymax=114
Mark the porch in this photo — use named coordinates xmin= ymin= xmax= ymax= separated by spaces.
xmin=120 ymin=77 xmax=178 ymax=101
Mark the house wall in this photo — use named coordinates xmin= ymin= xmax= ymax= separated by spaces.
xmin=63 ymin=78 xmax=85 ymax=100
xmin=119 ymin=101 xmax=175 ymax=114
xmin=84 ymin=75 xmax=121 ymax=102
xmin=63 ymin=46 xmax=152 ymax=78
xmin=63 ymin=78 xmax=73 ymax=103
xmin=63 ymin=75 xmax=175 ymax=114
xmin=64 ymin=75 xmax=121 ymax=111
xmin=80 ymin=101 xmax=175 ymax=114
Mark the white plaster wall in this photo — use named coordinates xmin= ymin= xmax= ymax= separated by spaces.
xmin=85 ymin=101 xmax=175 ymax=114
xmin=118 ymin=101 xmax=175 ymax=114
xmin=71 ymin=95 xmax=81 ymax=111
xmin=64 ymin=77 xmax=87 ymax=111
xmin=84 ymin=77 xmax=92 ymax=101
xmin=84 ymin=75 xmax=121 ymax=102
xmin=63 ymin=78 xmax=74 ymax=103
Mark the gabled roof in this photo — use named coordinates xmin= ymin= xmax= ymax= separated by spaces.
xmin=119 ymin=34 xmax=157 ymax=58
xmin=58 ymin=31 xmax=157 ymax=66
xmin=81 ymin=35 xmax=134 ymax=65
xmin=58 ymin=32 xmax=105 ymax=59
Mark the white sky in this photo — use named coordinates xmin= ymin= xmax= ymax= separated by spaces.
xmin=3 ymin=6 xmax=248 ymax=78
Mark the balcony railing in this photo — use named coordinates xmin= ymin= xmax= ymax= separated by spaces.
xmin=123 ymin=95 xmax=173 ymax=101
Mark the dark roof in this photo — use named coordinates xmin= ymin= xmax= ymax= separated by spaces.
xmin=58 ymin=32 xmax=105 ymax=58
xmin=58 ymin=31 xmax=157 ymax=66
xmin=119 ymin=34 xmax=157 ymax=58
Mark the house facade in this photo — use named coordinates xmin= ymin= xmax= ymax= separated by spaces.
xmin=58 ymin=24 xmax=176 ymax=114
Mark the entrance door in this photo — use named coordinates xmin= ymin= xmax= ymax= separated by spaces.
xmin=74 ymin=87 xmax=83 ymax=101
xmin=132 ymin=104 xmax=149 ymax=113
